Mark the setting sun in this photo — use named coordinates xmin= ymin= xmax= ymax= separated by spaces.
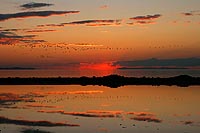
xmin=80 ymin=62 xmax=119 ymax=70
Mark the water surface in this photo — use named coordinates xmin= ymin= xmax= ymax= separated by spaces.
xmin=0 ymin=85 xmax=199 ymax=133
xmin=0 ymin=69 xmax=199 ymax=77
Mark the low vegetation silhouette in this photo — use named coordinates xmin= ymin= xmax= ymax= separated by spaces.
xmin=0 ymin=75 xmax=199 ymax=88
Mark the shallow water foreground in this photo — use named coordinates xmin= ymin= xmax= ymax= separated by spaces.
xmin=0 ymin=85 xmax=200 ymax=133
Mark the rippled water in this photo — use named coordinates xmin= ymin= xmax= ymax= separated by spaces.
xmin=0 ymin=85 xmax=200 ymax=133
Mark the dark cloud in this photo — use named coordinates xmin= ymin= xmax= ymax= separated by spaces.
xmin=114 ymin=58 xmax=200 ymax=68
xmin=131 ymin=116 xmax=162 ymax=123
xmin=62 ymin=19 xmax=122 ymax=26
xmin=20 ymin=2 xmax=54 ymax=9
xmin=0 ymin=28 xmax=22 ymax=32
xmin=130 ymin=14 xmax=162 ymax=20
xmin=181 ymin=121 xmax=194 ymax=125
xmin=0 ymin=30 xmax=46 ymax=45
xmin=37 ymin=24 xmax=64 ymax=27
xmin=0 ymin=116 xmax=79 ymax=127
xmin=182 ymin=11 xmax=200 ymax=16
xmin=40 ymin=19 xmax=122 ymax=27
xmin=128 ymin=14 xmax=161 ymax=25
xmin=127 ymin=21 xmax=155 ymax=25
xmin=62 ymin=112 xmax=117 ymax=118
xmin=0 ymin=11 xmax=80 ymax=21
xmin=182 ymin=13 xmax=193 ymax=16
xmin=0 ymin=31 xmax=32 ymax=39
xmin=21 ymin=128 xmax=52 ymax=133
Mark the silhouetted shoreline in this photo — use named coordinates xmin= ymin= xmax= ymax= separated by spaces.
xmin=0 ymin=75 xmax=199 ymax=88
xmin=118 ymin=67 xmax=188 ymax=70
xmin=0 ymin=67 xmax=36 ymax=70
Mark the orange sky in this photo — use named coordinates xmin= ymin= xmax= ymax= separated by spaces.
xmin=0 ymin=0 xmax=200 ymax=68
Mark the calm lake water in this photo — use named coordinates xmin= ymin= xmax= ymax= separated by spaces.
xmin=0 ymin=69 xmax=199 ymax=132
xmin=0 ymin=69 xmax=200 ymax=78
xmin=0 ymin=85 xmax=200 ymax=133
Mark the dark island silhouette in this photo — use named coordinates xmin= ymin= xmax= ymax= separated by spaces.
xmin=118 ymin=67 xmax=188 ymax=70
xmin=0 ymin=75 xmax=199 ymax=88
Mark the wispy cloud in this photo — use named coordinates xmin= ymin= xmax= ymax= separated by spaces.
xmin=62 ymin=19 xmax=122 ymax=26
xmin=182 ymin=10 xmax=200 ymax=16
xmin=0 ymin=28 xmax=24 ymax=32
xmin=130 ymin=14 xmax=162 ymax=20
xmin=127 ymin=21 xmax=155 ymax=25
xmin=0 ymin=116 xmax=79 ymax=127
xmin=37 ymin=24 xmax=64 ymax=27
xmin=180 ymin=120 xmax=194 ymax=125
xmin=21 ymin=128 xmax=52 ymax=133
xmin=128 ymin=14 xmax=162 ymax=25
xmin=0 ymin=31 xmax=35 ymax=39
xmin=0 ymin=31 xmax=46 ymax=45
xmin=20 ymin=2 xmax=54 ymax=10
xmin=131 ymin=116 xmax=162 ymax=123
xmin=38 ymin=110 xmax=123 ymax=118
xmin=0 ymin=11 xmax=80 ymax=21
xmin=39 ymin=19 xmax=122 ymax=27
xmin=62 ymin=112 xmax=118 ymax=118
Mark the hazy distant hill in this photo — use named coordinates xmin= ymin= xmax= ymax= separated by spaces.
xmin=114 ymin=58 xmax=200 ymax=67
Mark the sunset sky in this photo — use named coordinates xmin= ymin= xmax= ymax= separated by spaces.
xmin=0 ymin=0 xmax=200 ymax=69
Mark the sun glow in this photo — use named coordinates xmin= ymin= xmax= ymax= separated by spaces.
xmin=80 ymin=62 xmax=119 ymax=70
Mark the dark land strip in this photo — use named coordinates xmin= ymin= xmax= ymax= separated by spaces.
xmin=0 ymin=75 xmax=199 ymax=88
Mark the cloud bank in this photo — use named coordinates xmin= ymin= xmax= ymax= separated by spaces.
xmin=0 ymin=116 xmax=79 ymax=127
xmin=114 ymin=58 xmax=200 ymax=68
xmin=0 ymin=10 xmax=80 ymax=21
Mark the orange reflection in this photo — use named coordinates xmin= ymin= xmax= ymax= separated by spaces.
xmin=46 ymin=90 xmax=103 ymax=95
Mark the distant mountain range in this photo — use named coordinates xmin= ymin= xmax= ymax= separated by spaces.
xmin=114 ymin=57 xmax=200 ymax=68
